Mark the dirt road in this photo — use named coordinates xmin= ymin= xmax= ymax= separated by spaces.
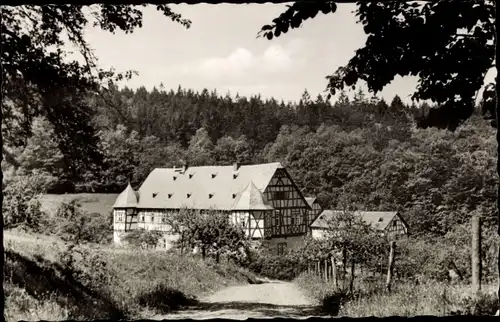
xmin=154 ymin=281 xmax=332 ymax=320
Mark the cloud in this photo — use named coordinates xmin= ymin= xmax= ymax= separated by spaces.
xmin=199 ymin=48 xmax=254 ymax=81
xmin=179 ymin=42 xmax=302 ymax=82
xmin=262 ymin=45 xmax=293 ymax=72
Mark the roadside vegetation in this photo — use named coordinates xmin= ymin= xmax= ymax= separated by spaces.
xmin=3 ymin=185 xmax=258 ymax=321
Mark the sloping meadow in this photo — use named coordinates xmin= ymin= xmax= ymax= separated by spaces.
xmin=4 ymin=229 xmax=258 ymax=321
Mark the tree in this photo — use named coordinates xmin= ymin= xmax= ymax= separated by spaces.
xmin=214 ymin=135 xmax=252 ymax=165
xmin=260 ymin=1 xmax=495 ymax=130
xmin=186 ymin=128 xmax=215 ymax=166
xmin=17 ymin=116 xmax=64 ymax=180
xmin=1 ymin=4 xmax=191 ymax=179
xmin=2 ymin=170 xmax=54 ymax=231
xmin=261 ymin=0 xmax=498 ymax=304
xmin=55 ymin=200 xmax=113 ymax=245
xmin=168 ymin=209 xmax=248 ymax=263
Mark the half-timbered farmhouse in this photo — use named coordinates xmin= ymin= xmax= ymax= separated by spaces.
xmin=310 ymin=210 xmax=409 ymax=241
xmin=112 ymin=162 xmax=321 ymax=253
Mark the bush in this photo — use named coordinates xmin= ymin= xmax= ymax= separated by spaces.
xmin=52 ymin=200 xmax=113 ymax=244
xmin=2 ymin=171 xmax=54 ymax=232
xmin=122 ymin=229 xmax=164 ymax=249
xmin=245 ymin=251 xmax=306 ymax=281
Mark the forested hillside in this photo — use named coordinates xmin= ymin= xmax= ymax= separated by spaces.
xmin=2 ymin=84 xmax=497 ymax=238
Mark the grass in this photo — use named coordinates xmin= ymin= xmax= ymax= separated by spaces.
xmin=4 ymin=229 xmax=259 ymax=321
xmin=294 ymin=272 xmax=499 ymax=316
xmin=39 ymin=193 xmax=119 ymax=217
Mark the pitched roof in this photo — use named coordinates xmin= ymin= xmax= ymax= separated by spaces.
xmin=232 ymin=181 xmax=274 ymax=211
xmin=311 ymin=210 xmax=399 ymax=231
xmin=129 ymin=162 xmax=283 ymax=210
xmin=304 ymin=197 xmax=317 ymax=208
xmin=113 ymin=182 xmax=138 ymax=208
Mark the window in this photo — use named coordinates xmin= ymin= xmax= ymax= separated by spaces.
xmin=273 ymin=191 xmax=287 ymax=200
xmin=115 ymin=210 xmax=125 ymax=223
xmin=161 ymin=214 xmax=167 ymax=223
xmin=274 ymin=213 xmax=280 ymax=226
xmin=151 ymin=214 xmax=155 ymax=223
xmin=277 ymin=243 xmax=287 ymax=255
xmin=291 ymin=209 xmax=301 ymax=225
xmin=140 ymin=214 xmax=145 ymax=222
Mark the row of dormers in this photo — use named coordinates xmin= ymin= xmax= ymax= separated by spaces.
xmin=172 ymin=172 xmax=239 ymax=181
xmin=151 ymin=192 xmax=239 ymax=199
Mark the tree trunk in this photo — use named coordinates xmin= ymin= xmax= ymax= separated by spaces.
xmin=317 ymin=260 xmax=320 ymax=276
xmin=472 ymin=215 xmax=482 ymax=297
xmin=349 ymin=258 xmax=355 ymax=294
xmin=202 ymin=246 xmax=206 ymax=260
xmin=495 ymin=47 xmax=500 ymax=316
xmin=331 ymin=256 xmax=338 ymax=290
xmin=216 ymin=250 xmax=220 ymax=264
xmin=324 ymin=258 xmax=328 ymax=283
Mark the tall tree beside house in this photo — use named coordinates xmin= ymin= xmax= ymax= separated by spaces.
xmin=167 ymin=209 xmax=249 ymax=262
xmin=214 ymin=135 xmax=253 ymax=165
xmin=186 ymin=127 xmax=216 ymax=166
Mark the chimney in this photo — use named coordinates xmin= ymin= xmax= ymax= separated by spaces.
xmin=233 ymin=162 xmax=239 ymax=172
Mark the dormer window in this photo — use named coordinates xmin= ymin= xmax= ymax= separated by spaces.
xmin=232 ymin=193 xmax=237 ymax=199
xmin=173 ymin=176 xmax=177 ymax=181
xmin=378 ymin=217 xmax=384 ymax=222
xmin=189 ymin=173 xmax=194 ymax=179
xmin=187 ymin=193 xmax=191 ymax=198
xmin=209 ymin=193 xmax=214 ymax=199
xmin=233 ymin=173 xmax=238 ymax=179
xmin=211 ymin=173 xmax=217 ymax=179
xmin=152 ymin=193 xmax=158 ymax=198
xmin=168 ymin=193 xmax=173 ymax=199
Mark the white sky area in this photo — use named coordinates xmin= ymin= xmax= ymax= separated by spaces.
xmin=78 ymin=3 xmax=496 ymax=105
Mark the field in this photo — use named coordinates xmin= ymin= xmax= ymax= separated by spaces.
xmin=4 ymin=229 xmax=259 ymax=321
xmin=39 ymin=193 xmax=119 ymax=217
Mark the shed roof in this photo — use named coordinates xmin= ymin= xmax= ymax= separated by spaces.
xmin=311 ymin=210 xmax=400 ymax=231
xmin=118 ymin=162 xmax=283 ymax=210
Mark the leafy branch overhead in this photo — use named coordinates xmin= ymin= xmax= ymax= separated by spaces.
xmin=260 ymin=0 xmax=496 ymax=130
xmin=258 ymin=1 xmax=338 ymax=39
xmin=1 ymin=4 xmax=191 ymax=174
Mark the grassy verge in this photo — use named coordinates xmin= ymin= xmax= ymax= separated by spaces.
xmin=294 ymin=272 xmax=498 ymax=316
xmin=4 ymin=229 xmax=259 ymax=321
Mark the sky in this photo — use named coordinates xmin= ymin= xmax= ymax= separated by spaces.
xmin=80 ymin=3 xmax=496 ymax=105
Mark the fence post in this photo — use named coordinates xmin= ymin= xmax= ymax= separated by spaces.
xmin=324 ymin=258 xmax=329 ymax=283
xmin=331 ymin=256 xmax=338 ymax=290
xmin=386 ymin=241 xmax=396 ymax=293
xmin=471 ymin=215 xmax=482 ymax=297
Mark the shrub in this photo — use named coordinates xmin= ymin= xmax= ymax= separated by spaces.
xmin=53 ymin=200 xmax=112 ymax=244
xmin=245 ymin=250 xmax=305 ymax=281
xmin=2 ymin=171 xmax=54 ymax=232
xmin=122 ymin=229 xmax=164 ymax=249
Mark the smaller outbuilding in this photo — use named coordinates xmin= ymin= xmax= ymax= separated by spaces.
xmin=310 ymin=210 xmax=409 ymax=241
